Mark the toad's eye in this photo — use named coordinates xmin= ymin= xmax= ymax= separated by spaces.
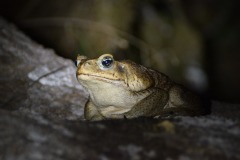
xmin=100 ymin=56 xmax=114 ymax=69
xmin=75 ymin=60 xmax=79 ymax=67
xmin=102 ymin=56 xmax=113 ymax=67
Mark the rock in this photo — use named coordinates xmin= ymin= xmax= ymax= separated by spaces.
xmin=0 ymin=18 xmax=240 ymax=160
xmin=0 ymin=17 xmax=87 ymax=120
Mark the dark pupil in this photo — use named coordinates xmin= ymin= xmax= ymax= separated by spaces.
xmin=74 ymin=60 xmax=78 ymax=67
xmin=102 ymin=57 xmax=113 ymax=68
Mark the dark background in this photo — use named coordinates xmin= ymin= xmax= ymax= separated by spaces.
xmin=1 ymin=0 xmax=239 ymax=103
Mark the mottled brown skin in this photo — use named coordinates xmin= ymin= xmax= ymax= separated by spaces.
xmin=76 ymin=54 xmax=205 ymax=121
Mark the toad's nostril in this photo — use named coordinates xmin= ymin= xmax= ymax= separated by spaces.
xmin=83 ymin=61 xmax=92 ymax=67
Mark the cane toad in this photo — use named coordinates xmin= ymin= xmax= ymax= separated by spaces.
xmin=76 ymin=54 xmax=206 ymax=121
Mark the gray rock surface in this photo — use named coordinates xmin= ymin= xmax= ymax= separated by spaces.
xmin=0 ymin=17 xmax=87 ymax=120
xmin=0 ymin=18 xmax=240 ymax=160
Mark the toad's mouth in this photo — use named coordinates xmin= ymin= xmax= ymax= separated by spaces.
xmin=78 ymin=73 xmax=124 ymax=84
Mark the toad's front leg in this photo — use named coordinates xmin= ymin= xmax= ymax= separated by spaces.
xmin=84 ymin=99 xmax=105 ymax=121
